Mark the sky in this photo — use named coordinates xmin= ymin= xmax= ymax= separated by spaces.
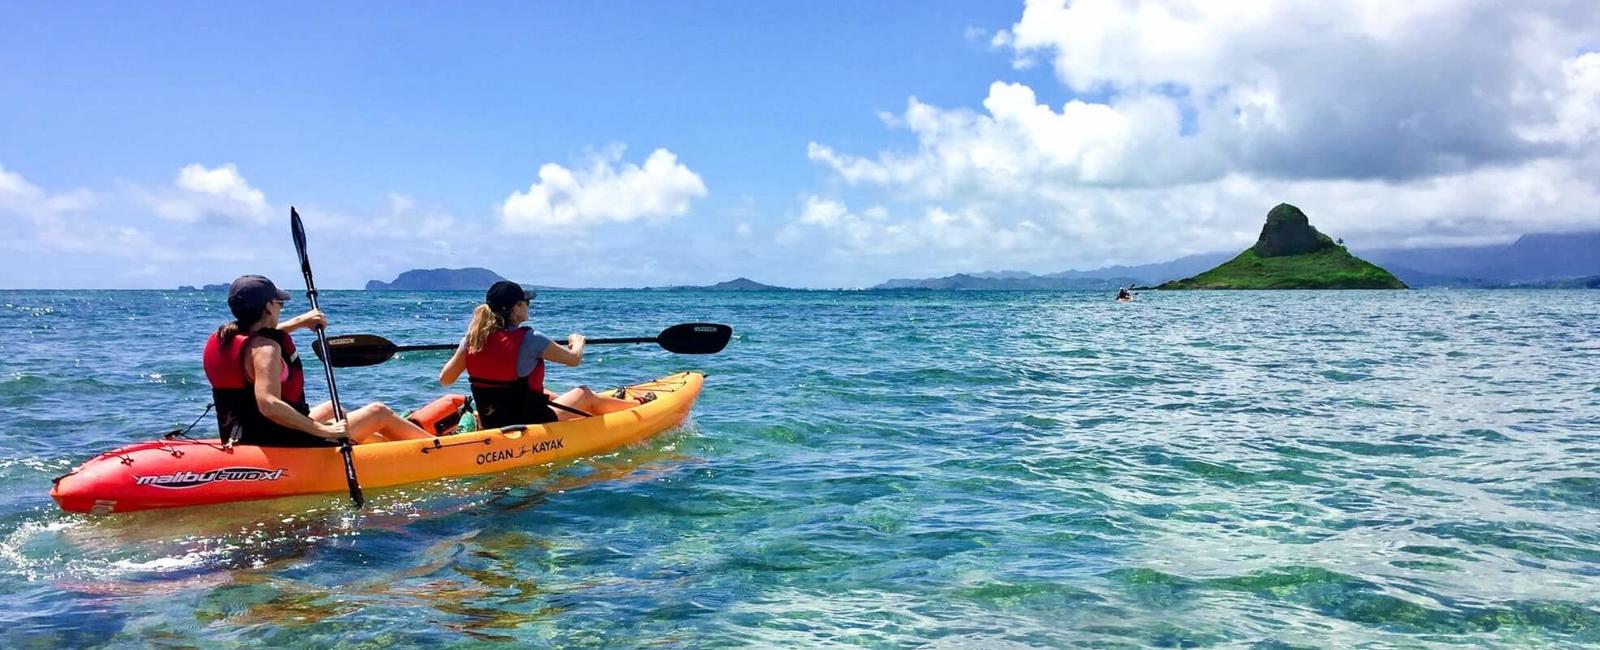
xmin=2 ymin=0 xmax=1598 ymax=289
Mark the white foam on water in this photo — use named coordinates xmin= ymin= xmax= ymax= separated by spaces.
xmin=108 ymin=553 xmax=210 ymax=573
xmin=0 ymin=518 xmax=82 ymax=581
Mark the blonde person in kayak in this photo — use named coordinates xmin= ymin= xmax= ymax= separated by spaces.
xmin=437 ymin=281 xmax=642 ymax=428
xmin=202 ymin=275 xmax=433 ymax=447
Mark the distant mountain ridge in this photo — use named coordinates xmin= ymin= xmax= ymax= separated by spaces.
xmin=872 ymin=253 xmax=1238 ymax=289
xmin=873 ymin=273 xmax=1141 ymax=290
xmin=1358 ymin=231 xmax=1600 ymax=284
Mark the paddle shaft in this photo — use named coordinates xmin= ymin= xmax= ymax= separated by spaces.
xmin=389 ymin=335 xmax=658 ymax=353
xmin=291 ymin=207 xmax=364 ymax=509
xmin=319 ymin=323 xmax=731 ymax=368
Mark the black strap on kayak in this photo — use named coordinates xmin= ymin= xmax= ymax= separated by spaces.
xmin=149 ymin=403 xmax=217 ymax=458
xmin=162 ymin=403 xmax=215 ymax=441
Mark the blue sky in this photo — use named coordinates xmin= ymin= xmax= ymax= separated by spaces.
xmin=3 ymin=1 xmax=1598 ymax=288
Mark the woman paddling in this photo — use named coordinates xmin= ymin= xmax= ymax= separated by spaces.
xmin=437 ymin=281 xmax=644 ymax=428
xmin=203 ymin=275 xmax=433 ymax=447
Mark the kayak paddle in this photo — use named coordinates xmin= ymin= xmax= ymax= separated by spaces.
xmin=291 ymin=207 xmax=365 ymax=509
xmin=315 ymin=323 xmax=733 ymax=368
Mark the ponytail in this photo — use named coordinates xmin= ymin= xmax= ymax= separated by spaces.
xmin=216 ymin=301 xmax=269 ymax=351
xmin=465 ymin=304 xmax=509 ymax=353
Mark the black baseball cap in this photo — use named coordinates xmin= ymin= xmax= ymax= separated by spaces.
xmin=227 ymin=275 xmax=291 ymax=309
xmin=485 ymin=280 xmax=534 ymax=310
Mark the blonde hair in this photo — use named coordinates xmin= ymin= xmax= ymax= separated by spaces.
xmin=465 ymin=304 xmax=508 ymax=353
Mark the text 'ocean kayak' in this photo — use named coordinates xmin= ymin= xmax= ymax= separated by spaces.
xmin=51 ymin=372 xmax=703 ymax=514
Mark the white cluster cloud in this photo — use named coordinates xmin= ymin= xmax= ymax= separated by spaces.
xmin=145 ymin=163 xmax=272 ymax=224
xmin=797 ymin=0 xmax=1600 ymax=270
xmin=0 ymin=149 xmax=711 ymax=287
xmin=499 ymin=147 xmax=707 ymax=232
xmin=808 ymin=82 xmax=1214 ymax=194
xmin=785 ymin=195 xmax=1055 ymax=259
xmin=2 ymin=162 xmax=422 ymax=286
xmin=0 ymin=164 xmax=94 ymax=217
xmin=0 ymin=163 xmax=122 ymax=257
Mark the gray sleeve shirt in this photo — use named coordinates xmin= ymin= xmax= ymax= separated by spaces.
xmin=517 ymin=327 xmax=555 ymax=377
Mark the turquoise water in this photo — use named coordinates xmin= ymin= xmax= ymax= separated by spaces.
xmin=2 ymin=289 xmax=1598 ymax=647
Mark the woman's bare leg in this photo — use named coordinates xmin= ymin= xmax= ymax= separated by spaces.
xmin=549 ymin=386 xmax=639 ymax=421
xmin=309 ymin=400 xmax=433 ymax=443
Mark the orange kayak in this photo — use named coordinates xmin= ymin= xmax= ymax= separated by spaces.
xmin=51 ymin=372 xmax=703 ymax=514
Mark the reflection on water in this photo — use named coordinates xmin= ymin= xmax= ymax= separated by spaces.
xmin=2 ymin=425 xmax=695 ymax=646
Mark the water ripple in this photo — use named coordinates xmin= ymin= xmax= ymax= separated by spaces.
xmin=0 ymin=289 xmax=1597 ymax=646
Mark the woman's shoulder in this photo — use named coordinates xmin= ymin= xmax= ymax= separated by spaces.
xmin=243 ymin=334 xmax=283 ymax=350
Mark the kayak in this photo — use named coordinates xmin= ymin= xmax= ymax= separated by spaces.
xmin=51 ymin=372 xmax=704 ymax=514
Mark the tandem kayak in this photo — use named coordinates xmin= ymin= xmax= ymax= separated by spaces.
xmin=51 ymin=372 xmax=704 ymax=514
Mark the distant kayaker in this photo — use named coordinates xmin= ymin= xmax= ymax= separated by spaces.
xmin=203 ymin=275 xmax=433 ymax=447
xmin=1117 ymin=287 xmax=1134 ymax=301
xmin=437 ymin=281 xmax=643 ymax=428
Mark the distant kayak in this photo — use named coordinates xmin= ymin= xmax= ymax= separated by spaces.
xmin=51 ymin=372 xmax=703 ymax=514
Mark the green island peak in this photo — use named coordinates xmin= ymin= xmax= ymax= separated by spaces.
xmin=1158 ymin=204 xmax=1407 ymax=290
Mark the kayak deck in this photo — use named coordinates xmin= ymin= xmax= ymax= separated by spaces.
xmin=51 ymin=372 xmax=703 ymax=514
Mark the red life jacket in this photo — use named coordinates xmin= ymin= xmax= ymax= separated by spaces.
xmin=464 ymin=327 xmax=552 ymax=428
xmin=203 ymin=328 xmax=328 ymax=447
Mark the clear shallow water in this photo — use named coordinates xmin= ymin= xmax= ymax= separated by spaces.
xmin=1 ymin=289 xmax=1598 ymax=648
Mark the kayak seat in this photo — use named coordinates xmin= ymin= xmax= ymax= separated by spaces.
xmin=408 ymin=394 xmax=472 ymax=437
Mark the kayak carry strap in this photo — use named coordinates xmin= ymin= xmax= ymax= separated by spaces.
xmin=162 ymin=403 xmax=215 ymax=441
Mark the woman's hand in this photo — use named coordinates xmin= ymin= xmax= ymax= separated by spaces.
xmin=543 ymin=334 xmax=586 ymax=367
xmin=317 ymin=420 xmax=349 ymax=439
xmin=284 ymin=309 xmax=328 ymax=333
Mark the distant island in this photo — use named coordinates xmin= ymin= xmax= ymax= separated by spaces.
xmin=364 ymin=270 xmax=792 ymax=291
xmin=367 ymin=267 xmax=511 ymax=291
xmin=649 ymin=277 xmax=790 ymax=291
xmin=1158 ymin=204 xmax=1406 ymax=290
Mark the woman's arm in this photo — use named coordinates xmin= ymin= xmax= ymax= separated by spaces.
xmin=278 ymin=309 xmax=328 ymax=334
xmin=249 ymin=341 xmax=345 ymax=439
xmin=541 ymin=333 xmax=586 ymax=367
xmin=439 ymin=345 xmax=467 ymax=386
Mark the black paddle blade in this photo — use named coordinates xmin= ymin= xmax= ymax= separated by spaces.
xmin=657 ymin=323 xmax=732 ymax=354
xmin=290 ymin=207 xmax=311 ymax=271
xmin=317 ymin=334 xmax=400 ymax=367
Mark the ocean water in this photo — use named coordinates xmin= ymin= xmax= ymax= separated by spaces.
xmin=1 ymin=289 xmax=1598 ymax=648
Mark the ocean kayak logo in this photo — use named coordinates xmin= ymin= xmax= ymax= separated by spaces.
xmin=133 ymin=467 xmax=287 ymax=489
xmin=476 ymin=438 xmax=565 ymax=465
